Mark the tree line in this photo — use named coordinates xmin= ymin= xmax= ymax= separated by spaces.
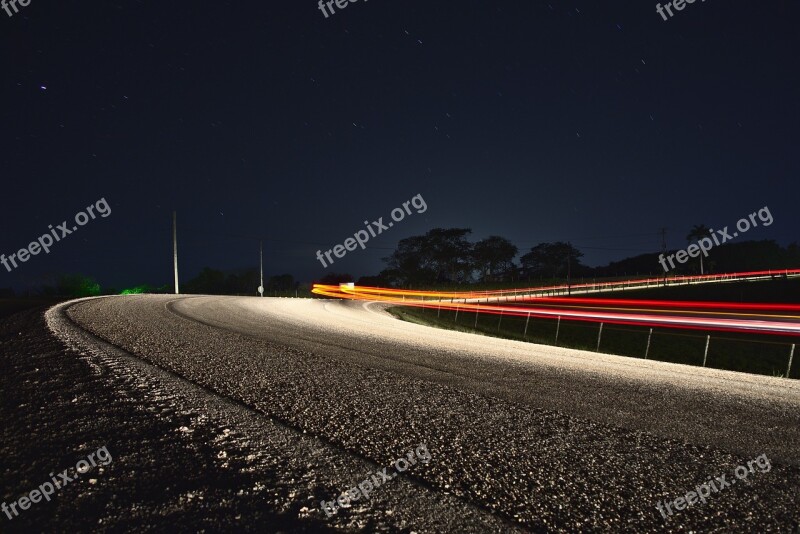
xmin=343 ymin=227 xmax=800 ymax=287
xmin=8 ymin=226 xmax=798 ymax=297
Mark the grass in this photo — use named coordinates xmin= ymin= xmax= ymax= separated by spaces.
xmin=386 ymin=279 xmax=800 ymax=379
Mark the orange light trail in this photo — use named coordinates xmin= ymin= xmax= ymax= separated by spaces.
xmin=312 ymin=269 xmax=800 ymax=336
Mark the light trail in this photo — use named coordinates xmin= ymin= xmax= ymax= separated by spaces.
xmin=312 ymin=269 xmax=800 ymax=336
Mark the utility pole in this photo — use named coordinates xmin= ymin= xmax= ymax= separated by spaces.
xmin=259 ymin=240 xmax=264 ymax=297
xmin=566 ymin=242 xmax=572 ymax=296
xmin=173 ymin=211 xmax=179 ymax=294
xmin=660 ymin=227 xmax=667 ymax=286
xmin=699 ymin=229 xmax=707 ymax=275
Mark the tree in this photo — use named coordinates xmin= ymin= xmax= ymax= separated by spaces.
xmin=318 ymin=273 xmax=354 ymax=285
xmin=520 ymin=242 xmax=583 ymax=279
xmin=57 ymin=274 xmax=101 ymax=297
xmin=184 ymin=267 xmax=226 ymax=294
xmin=357 ymin=272 xmax=392 ymax=287
xmin=707 ymin=240 xmax=786 ymax=272
xmin=120 ymin=284 xmax=154 ymax=295
xmin=426 ymin=228 xmax=474 ymax=283
xmin=371 ymin=268 xmax=408 ymax=287
xmin=788 ymin=242 xmax=800 ymax=266
xmin=472 ymin=236 xmax=518 ymax=282
xmin=383 ymin=228 xmax=474 ymax=285
xmin=383 ymin=235 xmax=436 ymax=286
xmin=225 ymin=269 xmax=260 ymax=295
xmin=267 ymin=274 xmax=295 ymax=294
xmin=686 ymin=224 xmax=712 ymax=274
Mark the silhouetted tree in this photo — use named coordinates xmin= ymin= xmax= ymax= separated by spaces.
xmin=597 ymin=253 xmax=663 ymax=277
xmin=318 ymin=273 xmax=354 ymax=285
xmin=472 ymin=236 xmax=518 ymax=282
xmin=267 ymin=274 xmax=295 ymax=292
xmin=356 ymin=273 xmax=391 ymax=286
xmin=184 ymin=267 xmax=226 ymax=294
xmin=384 ymin=228 xmax=473 ymax=285
xmin=708 ymin=240 xmax=788 ymax=272
xmin=57 ymin=274 xmax=101 ymax=297
xmin=382 ymin=236 xmax=437 ymax=286
xmin=520 ymin=242 xmax=584 ymax=279
xmin=225 ymin=269 xmax=260 ymax=295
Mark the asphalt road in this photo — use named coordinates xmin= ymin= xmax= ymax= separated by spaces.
xmin=41 ymin=294 xmax=798 ymax=532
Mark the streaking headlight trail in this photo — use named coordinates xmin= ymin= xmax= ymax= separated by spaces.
xmin=313 ymin=269 xmax=800 ymax=336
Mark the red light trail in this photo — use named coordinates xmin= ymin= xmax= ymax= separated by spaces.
xmin=312 ymin=269 xmax=800 ymax=336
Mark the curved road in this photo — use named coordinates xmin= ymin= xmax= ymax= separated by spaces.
xmin=56 ymin=295 xmax=800 ymax=532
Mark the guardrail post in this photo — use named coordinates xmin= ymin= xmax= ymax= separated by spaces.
xmin=596 ymin=323 xmax=604 ymax=351
xmin=702 ymin=335 xmax=711 ymax=367
xmin=474 ymin=308 xmax=479 ymax=330
xmin=524 ymin=312 xmax=531 ymax=340
xmin=454 ymin=305 xmax=459 ymax=323
xmin=555 ymin=316 xmax=561 ymax=345
xmin=645 ymin=327 xmax=653 ymax=359
xmin=437 ymin=303 xmax=441 ymax=318
xmin=497 ymin=310 xmax=503 ymax=331
xmin=788 ymin=344 xmax=795 ymax=378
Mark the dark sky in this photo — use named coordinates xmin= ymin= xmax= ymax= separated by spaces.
xmin=2 ymin=1 xmax=798 ymax=291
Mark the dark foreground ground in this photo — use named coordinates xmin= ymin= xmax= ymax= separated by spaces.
xmin=1 ymin=297 xmax=799 ymax=532
xmin=0 ymin=303 xmax=513 ymax=533
xmin=0 ymin=306 xmax=332 ymax=532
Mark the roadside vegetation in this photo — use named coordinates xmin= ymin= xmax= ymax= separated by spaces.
xmin=387 ymin=279 xmax=800 ymax=379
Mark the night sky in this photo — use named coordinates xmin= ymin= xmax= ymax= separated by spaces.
xmin=2 ymin=1 xmax=798 ymax=292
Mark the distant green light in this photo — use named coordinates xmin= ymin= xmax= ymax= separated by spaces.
xmin=120 ymin=285 xmax=150 ymax=295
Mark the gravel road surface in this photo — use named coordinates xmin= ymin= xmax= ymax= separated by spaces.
xmin=3 ymin=295 xmax=799 ymax=532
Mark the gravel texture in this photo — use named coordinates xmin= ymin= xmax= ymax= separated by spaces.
xmin=52 ymin=294 xmax=800 ymax=532
xmin=1 ymin=301 xmax=514 ymax=532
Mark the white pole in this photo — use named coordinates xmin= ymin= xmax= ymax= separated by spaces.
xmin=645 ymin=328 xmax=653 ymax=359
xmin=596 ymin=323 xmax=603 ymax=351
xmin=172 ymin=211 xmax=179 ymax=294
xmin=555 ymin=316 xmax=561 ymax=345
xmin=524 ymin=312 xmax=531 ymax=340
xmin=259 ymin=240 xmax=264 ymax=297
xmin=702 ymin=335 xmax=711 ymax=367
xmin=787 ymin=344 xmax=795 ymax=378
